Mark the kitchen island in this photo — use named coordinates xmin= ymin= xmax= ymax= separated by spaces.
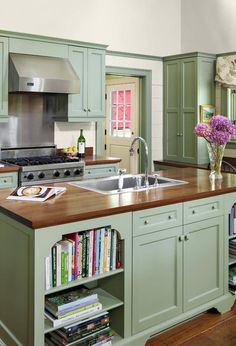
xmin=0 ymin=168 xmax=236 ymax=345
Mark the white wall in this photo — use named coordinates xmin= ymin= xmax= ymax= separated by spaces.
xmin=181 ymin=0 xmax=236 ymax=54
xmin=1 ymin=0 xmax=181 ymax=56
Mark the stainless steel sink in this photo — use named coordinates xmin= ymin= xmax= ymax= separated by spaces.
xmin=69 ymin=174 xmax=188 ymax=195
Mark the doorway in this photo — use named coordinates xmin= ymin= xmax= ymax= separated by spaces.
xmin=96 ymin=66 xmax=152 ymax=173
xmin=104 ymin=76 xmax=140 ymax=174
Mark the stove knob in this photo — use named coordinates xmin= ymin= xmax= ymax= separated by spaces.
xmin=27 ymin=173 xmax=34 ymax=180
xmin=64 ymin=169 xmax=71 ymax=176
xmin=53 ymin=170 xmax=60 ymax=177
xmin=38 ymin=172 xmax=45 ymax=179
xmin=74 ymin=168 xmax=82 ymax=175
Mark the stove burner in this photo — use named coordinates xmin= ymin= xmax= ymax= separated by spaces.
xmin=2 ymin=155 xmax=79 ymax=166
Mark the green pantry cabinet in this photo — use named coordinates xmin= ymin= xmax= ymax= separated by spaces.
xmin=163 ymin=52 xmax=216 ymax=164
xmin=0 ymin=31 xmax=107 ymax=122
xmin=0 ymin=194 xmax=235 ymax=346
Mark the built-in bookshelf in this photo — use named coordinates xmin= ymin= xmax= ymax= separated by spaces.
xmin=228 ymin=204 xmax=236 ymax=294
xmin=44 ymin=224 xmax=126 ymax=345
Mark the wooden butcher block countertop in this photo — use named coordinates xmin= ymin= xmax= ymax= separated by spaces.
xmin=0 ymin=168 xmax=236 ymax=229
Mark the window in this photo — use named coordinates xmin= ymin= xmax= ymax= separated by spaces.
xmin=110 ymin=89 xmax=132 ymax=137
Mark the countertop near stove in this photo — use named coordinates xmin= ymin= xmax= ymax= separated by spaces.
xmin=84 ymin=156 xmax=121 ymax=165
xmin=0 ymin=163 xmax=19 ymax=173
xmin=1 ymin=168 xmax=236 ymax=230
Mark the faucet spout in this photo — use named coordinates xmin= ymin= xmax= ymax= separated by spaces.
xmin=129 ymin=136 xmax=149 ymax=187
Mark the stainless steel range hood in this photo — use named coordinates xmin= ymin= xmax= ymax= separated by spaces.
xmin=9 ymin=53 xmax=80 ymax=94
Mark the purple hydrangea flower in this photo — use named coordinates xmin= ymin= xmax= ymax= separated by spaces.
xmin=194 ymin=115 xmax=236 ymax=146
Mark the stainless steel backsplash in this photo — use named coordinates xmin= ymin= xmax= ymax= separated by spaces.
xmin=0 ymin=93 xmax=55 ymax=148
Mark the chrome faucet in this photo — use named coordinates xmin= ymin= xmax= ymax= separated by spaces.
xmin=129 ymin=136 xmax=149 ymax=188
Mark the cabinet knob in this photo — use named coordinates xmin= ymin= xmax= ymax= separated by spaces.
xmin=3 ymin=179 xmax=7 ymax=183
xmin=144 ymin=220 xmax=149 ymax=225
xmin=211 ymin=205 xmax=215 ymax=210
xmin=184 ymin=234 xmax=190 ymax=241
xmin=179 ymin=235 xmax=184 ymax=242
xmin=192 ymin=210 xmax=195 ymax=214
xmin=168 ymin=215 xmax=172 ymax=220
xmin=83 ymin=108 xmax=87 ymax=112
xmin=88 ymin=109 xmax=91 ymax=112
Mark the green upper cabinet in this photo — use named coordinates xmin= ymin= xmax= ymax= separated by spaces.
xmin=163 ymin=53 xmax=216 ymax=164
xmin=0 ymin=37 xmax=8 ymax=122
xmin=68 ymin=46 xmax=105 ymax=121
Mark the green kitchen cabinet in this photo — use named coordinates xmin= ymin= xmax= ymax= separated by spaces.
xmin=67 ymin=46 xmax=105 ymax=121
xmin=84 ymin=163 xmax=119 ymax=179
xmin=163 ymin=52 xmax=216 ymax=164
xmin=132 ymin=196 xmax=225 ymax=334
xmin=183 ymin=217 xmax=224 ymax=311
xmin=132 ymin=226 xmax=183 ymax=334
xmin=0 ymin=172 xmax=18 ymax=188
xmin=0 ymin=37 xmax=8 ymax=122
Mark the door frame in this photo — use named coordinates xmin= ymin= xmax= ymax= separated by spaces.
xmin=96 ymin=66 xmax=152 ymax=173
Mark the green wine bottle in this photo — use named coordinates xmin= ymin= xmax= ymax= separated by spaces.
xmin=77 ymin=129 xmax=86 ymax=158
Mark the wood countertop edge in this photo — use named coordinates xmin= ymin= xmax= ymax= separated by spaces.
xmin=85 ymin=157 xmax=121 ymax=165
xmin=1 ymin=185 xmax=236 ymax=230
xmin=0 ymin=166 xmax=19 ymax=173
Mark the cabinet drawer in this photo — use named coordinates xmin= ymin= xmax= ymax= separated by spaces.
xmin=84 ymin=164 xmax=118 ymax=179
xmin=133 ymin=203 xmax=182 ymax=237
xmin=184 ymin=196 xmax=223 ymax=224
xmin=0 ymin=172 xmax=18 ymax=188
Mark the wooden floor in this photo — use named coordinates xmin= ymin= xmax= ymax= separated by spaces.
xmin=146 ymin=301 xmax=236 ymax=346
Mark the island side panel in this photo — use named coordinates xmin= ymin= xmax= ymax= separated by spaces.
xmin=0 ymin=213 xmax=35 ymax=346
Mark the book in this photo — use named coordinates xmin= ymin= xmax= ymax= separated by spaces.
xmin=46 ymin=299 xmax=99 ymax=318
xmin=44 ymin=302 xmax=102 ymax=327
xmin=60 ymin=311 xmax=109 ymax=337
xmin=45 ymin=286 xmax=98 ymax=313
xmin=7 ymin=185 xmax=66 ymax=202
xmin=65 ymin=233 xmax=78 ymax=280
xmin=78 ymin=233 xmax=83 ymax=279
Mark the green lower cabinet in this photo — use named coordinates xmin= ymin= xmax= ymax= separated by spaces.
xmin=132 ymin=205 xmax=224 ymax=335
xmin=132 ymin=227 xmax=183 ymax=334
xmin=84 ymin=163 xmax=119 ymax=179
xmin=183 ymin=217 xmax=224 ymax=311
xmin=0 ymin=172 xmax=18 ymax=188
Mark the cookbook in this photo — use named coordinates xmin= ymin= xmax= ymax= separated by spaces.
xmin=7 ymin=185 xmax=66 ymax=202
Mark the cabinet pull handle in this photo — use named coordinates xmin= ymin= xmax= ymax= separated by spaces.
xmin=184 ymin=234 xmax=190 ymax=241
xmin=179 ymin=235 xmax=184 ymax=242
xmin=144 ymin=220 xmax=149 ymax=225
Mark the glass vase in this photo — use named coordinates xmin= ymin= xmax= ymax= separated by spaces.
xmin=207 ymin=142 xmax=225 ymax=180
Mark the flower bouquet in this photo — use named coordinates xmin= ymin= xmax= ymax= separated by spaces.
xmin=194 ymin=115 xmax=236 ymax=179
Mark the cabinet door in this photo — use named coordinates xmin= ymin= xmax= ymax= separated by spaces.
xmin=87 ymin=48 xmax=105 ymax=117
xmin=163 ymin=60 xmax=181 ymax=161
xmin=132 ymin=227 xmax=182 ymax=334
xmin=68 ymin=46 xmax=88 ymax=118
xmin=183 ymin=217 xmax=224 ymax=311
xmin=180 ymin=58 xmax=197 ymax=163
xmin=0 ymin=37 xmax=8 ymax=122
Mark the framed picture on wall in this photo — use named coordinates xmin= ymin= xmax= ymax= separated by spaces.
xmin=200 ymin=104 xmax=215 ymax=123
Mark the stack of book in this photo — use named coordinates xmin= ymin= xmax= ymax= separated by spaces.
xmin=229 ymin=239 xmax=236 ymax=259
xmin=229 ymin=266 xmax=236 ymax=294
xmin=45 ymin=227 xmax=121 ymax=290
xmin=45 ymin=311 xmax=112 ymax=346
xmin=229 ymin=204 xmax=236 ymax=235
xmin=44 ymin=286 xmax=102 ymax=327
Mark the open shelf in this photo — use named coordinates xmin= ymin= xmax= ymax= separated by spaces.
xmin=229 ymin=255 xmax=236 ymax=266
xmin=44 ymin=287 xmax=124 ymax=334
xmin=45 ymin=268 xmax=124 ymax=295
